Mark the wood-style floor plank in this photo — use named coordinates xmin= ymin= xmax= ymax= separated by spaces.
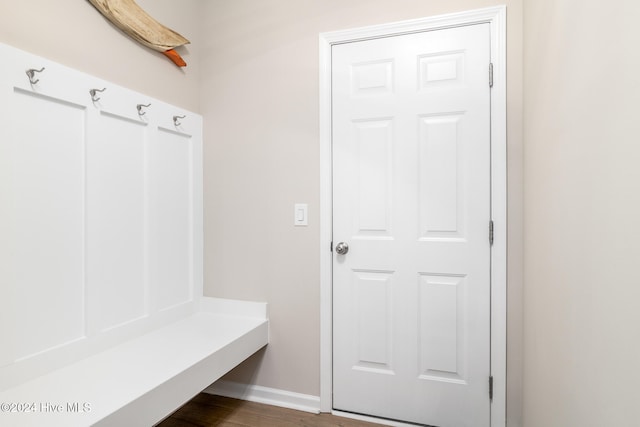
xmin=158 ymin=393 xmax=384 ymax=427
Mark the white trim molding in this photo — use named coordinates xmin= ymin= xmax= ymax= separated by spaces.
xmin=333 ymin=410 xmax=428 ymax=427
xmin=204 ymin=380 xmax=321 ymax=414
xmin=319 ymin=6 xmax=507 ymax=427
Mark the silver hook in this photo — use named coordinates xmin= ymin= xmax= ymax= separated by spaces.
xmin=26 ymin=67 xmax=45 ymax=85
xmin=90 ymin=88 xmax=106 ymax=102
xmin=137 ymin=103 xmax=151 ymax=116
xmin=173 ymin=115 xmax=186 ymax=126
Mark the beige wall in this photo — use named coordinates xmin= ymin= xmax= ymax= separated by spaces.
xmin=0 ymin=0 xmax=201 ymax=111
xmin=523 ymin=1 xmax=640 ymax=426
xmin=200 ymin=1 xmax=524 ymax=424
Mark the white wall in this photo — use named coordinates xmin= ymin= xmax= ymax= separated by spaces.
xmin=199 ymin=2 xmax=524 ymax=425
xmin=523 ymin=1 xmax=640 ymax=426
xmin=0 ymin=0 xmax=201 ymax=111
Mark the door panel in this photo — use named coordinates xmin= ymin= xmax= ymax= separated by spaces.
xmin=419 ymin=113 xmax=464 ymax=237
xmin=418 ymin=273 xmax=467 ymax=382
xmin=332 ymin=23 xmax=491 ymax=427
xmin=354 ymin=119 xmax=393 ymax=235
xmin=353 ymin=270 xmax=394 ymax=374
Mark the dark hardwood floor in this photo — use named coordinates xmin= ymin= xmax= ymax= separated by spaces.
xmin=158 ymin=393 xmax=384 ymax=427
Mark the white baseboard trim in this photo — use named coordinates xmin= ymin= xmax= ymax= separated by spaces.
xmin=332 ymin=410 xmax=417 ymax=427
xmin=204 ymin=380 xmax=321 ymax=414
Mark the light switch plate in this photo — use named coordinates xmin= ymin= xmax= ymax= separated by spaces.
xmin=294 ymin=203 xmax=308 ymax=226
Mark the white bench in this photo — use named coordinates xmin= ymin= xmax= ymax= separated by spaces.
xmin=0 ymin=42 xmax=269 ymax=427
xmin=0 ymin=298 xmax=268 ymax=427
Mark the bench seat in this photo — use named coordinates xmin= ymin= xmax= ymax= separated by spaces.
xmin=0 ymin=297 xmax=268 ymax=427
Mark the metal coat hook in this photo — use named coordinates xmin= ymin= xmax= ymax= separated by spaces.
xmin=173 ymin=115 xmax=186 ymax=126
xmin=26 ymin=67 xmax=45 ymax=85
xmin=90 ymin=88 xmax=107 ymax=102
xmin=137 ymin=103 xmax=151 ymax=116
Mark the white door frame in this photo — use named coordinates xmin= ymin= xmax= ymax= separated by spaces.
xmin=319 ymin=6 xmax=507 ymax=426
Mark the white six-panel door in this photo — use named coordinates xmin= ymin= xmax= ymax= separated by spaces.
xmin=332 ymin=24 xmax=491 ymax=427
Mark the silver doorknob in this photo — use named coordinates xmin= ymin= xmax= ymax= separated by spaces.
xmin=335 ymin=242 xmax=349 ymax=255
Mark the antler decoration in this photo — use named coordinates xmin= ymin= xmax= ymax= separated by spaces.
xmin=87 ymin=0 xmax=190 ymax=67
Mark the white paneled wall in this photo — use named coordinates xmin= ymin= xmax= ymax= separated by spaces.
xmin=0 ymin=42 xmax=203 ymax=391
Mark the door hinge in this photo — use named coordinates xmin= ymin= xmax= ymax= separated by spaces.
xmin=489 ymin=220 xmax=494 ymax=246
xmin=489 ymin=376 xmax=494 ymax=400
xmin=489 ymin=63 xmax=494 ymax=88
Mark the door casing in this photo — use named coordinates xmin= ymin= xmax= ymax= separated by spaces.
xmin=319 ymin=6 xmax=507 ymax=426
